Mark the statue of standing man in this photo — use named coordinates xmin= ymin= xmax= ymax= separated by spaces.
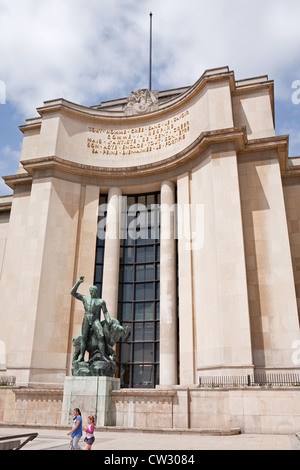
xmin=71 ymin=276 xmax=111 ymax=363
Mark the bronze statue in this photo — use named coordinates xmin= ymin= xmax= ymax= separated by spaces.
xmin=71 ymin=276 xmax=128 ymax=377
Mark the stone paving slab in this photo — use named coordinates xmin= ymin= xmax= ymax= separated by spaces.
xmin=0 ymin=426 xmax=297 ymax=451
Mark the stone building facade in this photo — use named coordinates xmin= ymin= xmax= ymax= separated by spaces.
xmin=0 ymin=66 xmax=300 ymax=394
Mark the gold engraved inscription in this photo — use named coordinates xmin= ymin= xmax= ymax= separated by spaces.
xmin=87 ymin=110 xmax=190 ymax=155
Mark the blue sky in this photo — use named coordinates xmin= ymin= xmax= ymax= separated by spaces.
xmin=0 ymin=0 xmax=300 ymax=196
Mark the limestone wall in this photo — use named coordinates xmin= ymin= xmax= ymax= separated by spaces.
xmin=1 ymin=386 xmax=300 ymax=434
xmin=111 ymin=387 xmax=300 ymax=434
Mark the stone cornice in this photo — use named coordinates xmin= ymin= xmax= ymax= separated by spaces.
xmin=18 ymin=67 xmax=274 ymax=134
xmin=4 ymin=128 xmax=295 ymax=190
xmin=18 ymin=127 xmax=246 ymax=179
xmin=2 ymin=173 xmax=33 ymax=190
xmin=33 ymin=73 xmax=234 ymax=125
xmin=3 ymin=127 xmax=300 ymax=189
xmin=0 ymin=197 xmax=12 ymax=212
xmin=13 ymin=387 xmax=63 ymax=396
xmin=239 ymin=135 xmax=289 ymax=157
xmin=112 ymin=389 xmax=176 ymax=398
xmin=19 ymin=118 xmax=41 ymax=134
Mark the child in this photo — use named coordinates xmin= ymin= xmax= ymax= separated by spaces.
xmin=84 ymin=415 xmax=95 ymax=450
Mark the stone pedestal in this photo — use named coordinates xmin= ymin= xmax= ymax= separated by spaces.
xmin=72 ymin=360 xmax=116 ymax=377
xmin=61 ymin=376 xmax=120 ymax=427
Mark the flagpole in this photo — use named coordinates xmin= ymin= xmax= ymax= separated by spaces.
xmin=149 ymin=12 xmax=153 ymax=91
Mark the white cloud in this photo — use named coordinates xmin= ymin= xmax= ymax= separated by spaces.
xmin=151 ymin=0 xmax=300 ymax=96
xmin=1 ymin=0 xmax=300 ymax=118
xmin=0 ymin=0 xmax=299 ymax=184
xmin=0 ymin=0 xmax=153 ymax=115
xmin=0 ymin=144 xmax=21 ymax=173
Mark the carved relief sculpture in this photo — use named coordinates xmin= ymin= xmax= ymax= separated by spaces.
xmin=124 ymin=89 xmax=159 ymax=116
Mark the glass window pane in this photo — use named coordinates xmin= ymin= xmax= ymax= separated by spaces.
xmin=96 ymin=247 xmax=104 ymax=264
xmin=144 ymin=323 xmax=154 ymax=341
xmin=135 ymin=265 xmax=145 ymax=281
xmin=133 ymin=365 xmax=153 ymax=387
xmin=156 ymin=322 xmax=160 ymax=340
xmin=134 ymin=323 xmax=143 ymax=341
xmin=145 ymin=246 xmax=154 ymax=262
xmin=133 ymin=343 xmax=143 ymax=362
xmin=156 ymin=302 xmax=160 ymax=320
xmin=122 ymin=303 xmax=132 ymax=321
xmin=156 ymin=263 xmax=160 ymax=280
xmin=135 ymin=303 xmax=144 ymax=321
xmin=124 ymin=247 xmax=134 ymax=263
xmin=120 ymin=343 xmax=131 ymax=363
xmin=145 ymin=302 xmax=154 ymax=321
xmin=123 ymin=284 xmax=133 ymax=301
xmin=145 ymin=228 xmax=152 ymax=244
xmin=135 ymin=283 xmax=144 ymax=301
xmin=145 ymin=264 xmax=154 ymax=281
xmin=143 ymin=365 xmax=154 ymax=385
xmin=145 ymin=283 xmax=154 ymax=300
xmin=133 ymin=365 xmax=143 ymax=386
xmin=124 ymin=233 xmax=134 ymax=246
xmin=156 ymin=283 xmax=160 ymax=299
xmin=136 ymin=247 xmax=145 ymax=263
xmin=144 ymin=343 xmax=154 ymax=362
xmin=136 ymin=234 xmax=147 ymax=246
xmin=123 ymin=265 xmax=134 ymax=282
xmin=156 ymin=342 xmax=160 ymax=359
xmin=94 ymin=265 xmax=103 ymax=283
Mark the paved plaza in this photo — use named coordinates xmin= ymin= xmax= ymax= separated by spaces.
xmin=0 ymin=426 xmax=299 ymax=451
